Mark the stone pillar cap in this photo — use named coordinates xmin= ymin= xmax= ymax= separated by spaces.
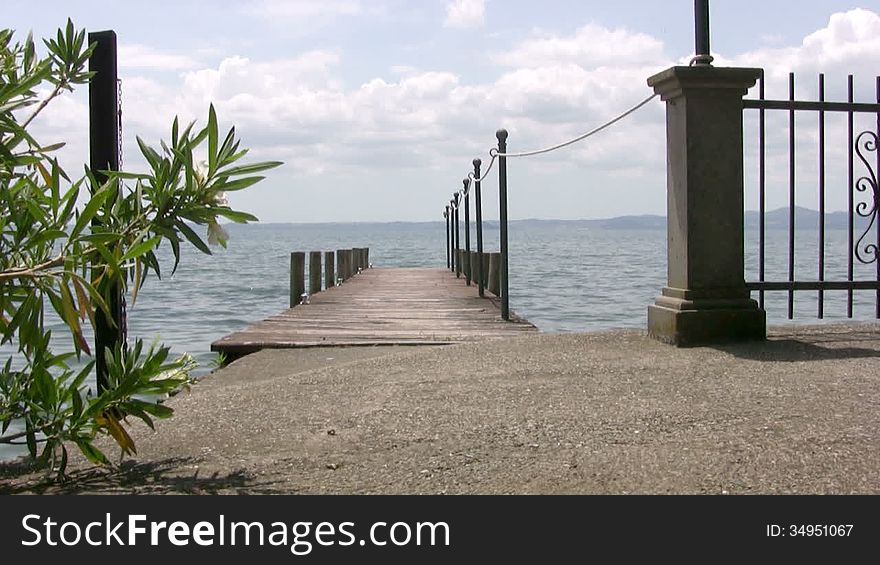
xmin=648 ymin=66 xmax=762 ymax=101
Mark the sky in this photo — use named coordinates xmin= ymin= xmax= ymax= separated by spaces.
xmin=6 ymin=1 xmax=880 ymax=223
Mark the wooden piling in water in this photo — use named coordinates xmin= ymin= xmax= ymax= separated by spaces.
xmin=487 ymin=252 xmax=500 ymax=296
xmin=324 ymin=251 xmax=335 ymax=289
xmin=290 ymin=252 xmax=305 ymax=306
xmin=336 ymin=249 xmax=346 ymax=283
xmin=309 ymin=251 xmax=322 ymax=295
xmin=468 ymin=251 xmax=478 ymax=283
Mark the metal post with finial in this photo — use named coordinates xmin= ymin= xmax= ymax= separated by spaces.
xmin=473 ymin=158 xmax=484 ymax=297
xmin=444 ymin=206 xmax=450 ymax=270
xmin=693 ymin=0 xmax=713 ymax=66
xmin=453 ymin=193 xmax=461 ymax=278
xmin=496 ymin=129 xmax=509 ymax=321
xmin=450 ymin=199 xmax=457 ymax=273
xmin=463 ymin=178 xmax=471 ymax=285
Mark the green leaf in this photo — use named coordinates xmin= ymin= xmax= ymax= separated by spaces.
xmin=174 ymin=219 xmax=212 ymax=255
xmin=75 ymin=439 xmax=110 ymax=466
xmin=25 ymin=419 xmax=37 ymax=457
xmin=130 ymin=399 xmax=173 ymax=419
xmin=136 ymin=136 xmax=162 ymax=171
xmin=212 ymin=175 xmax=264 ymax=192
xmin=221 ymin=160 xmax=283 ymax=177
xmin=120 ymin=235 xmax=161 ymax=263
xmin=58 ymin=444 xmax=69 ymax=475
xmin=70 ymin=275 xmax=95 ymax=328
xmin=71 ymin=182 xmax=113 ymax=238
xmin=39 ymin=142 xmax=66 ymax=153
xmin=207 ymin=103 xmax=218 ymax=175
xmin=27 ymin=228 xmax=67 ymax=247
xmin=214 ymin=208 xmax=258 ymax=223
xmin=112 ymin=171 xmax=150 ymax=181
xmin=171 ymin=116 xmax=179 ymax=147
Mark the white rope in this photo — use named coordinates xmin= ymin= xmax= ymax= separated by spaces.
xmin=489 ymin=92 xmax=658 ymax=159
xmin=456 ymin=91 xmax=658 ymax=193
xmin=466 ymin=153 xmax=498 ymax=185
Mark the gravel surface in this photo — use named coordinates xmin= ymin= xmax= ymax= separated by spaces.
xmin=2 ymin=323 xmax=879 ymax=494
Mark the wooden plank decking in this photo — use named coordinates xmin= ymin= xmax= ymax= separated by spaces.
xmin=211 ymin=267 xmax=537 ymax=357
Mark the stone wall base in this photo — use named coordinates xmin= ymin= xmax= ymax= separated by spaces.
xmin=647 ymin=293 xmax=766 ymax=347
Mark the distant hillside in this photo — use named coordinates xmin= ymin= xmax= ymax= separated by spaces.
xmin=505 ymin=207 xmax=865 ymax=230
xmin=745 ymin=206 xmax=858 ymax=230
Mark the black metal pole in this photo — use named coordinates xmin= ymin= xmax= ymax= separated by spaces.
xmin=463 ymin=179 xmax=471 ymax=285
xmin=450 ymin=199 xmax=456 ymax=273
xmin=453 ymin=193 xmax=461 ymax=278
xmin=496 ymin=129 xmax=509 ymax=321
xmin=474 ymin=158 xmax=484 ymax=297
xmin=444 ymin=207 xmax=450 ymax=269
xmin=89 ymin=30 xmax=124 ymax=393
xmin=693 ymin=0 xmax=713 ymax=65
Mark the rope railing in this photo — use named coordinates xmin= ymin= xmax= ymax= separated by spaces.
xmin=443 ymin=90 xmax=660 ymax=320
xmin=491 ymin=93 xmax=658 ymax=159
xmin=462 ymin=92 xmax=658 ymax=185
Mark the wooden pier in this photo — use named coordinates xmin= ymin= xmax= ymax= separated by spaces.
xmin=211 ymin=267 xmax=536 ymax=359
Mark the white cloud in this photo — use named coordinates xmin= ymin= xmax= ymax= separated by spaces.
xmin=444 ymin=0 xmax=485 ymax=30
xmin=63 ymin=7 xmax=880 ymax=222
xmin=118 ymin=44 xmax=199 ymax=70
xmin=245 ymin=0 xmax=362 ymax=19
xmin=729 ymin=8 xmax=880 ymax=84
xmin=492 ymin=23 xmax=667 ymax=68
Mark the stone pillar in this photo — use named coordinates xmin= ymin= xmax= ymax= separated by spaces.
xmin=646 ymin=65 xmax=766 ymax=346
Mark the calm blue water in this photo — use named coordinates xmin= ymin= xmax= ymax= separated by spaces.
xmin=2 ymin=221 xmax=878 ymax=460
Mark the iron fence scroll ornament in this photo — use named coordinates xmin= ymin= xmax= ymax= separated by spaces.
xmin=854 ymin=130 xmax=879 ymax=265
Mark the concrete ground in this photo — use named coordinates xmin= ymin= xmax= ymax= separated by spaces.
xmin=2 ymin=323 xmax=879 ymax=494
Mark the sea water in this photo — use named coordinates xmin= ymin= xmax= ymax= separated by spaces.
xmin=1 ymin=221 xmax=877 ymax=460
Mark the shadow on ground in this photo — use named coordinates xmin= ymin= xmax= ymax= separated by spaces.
xmin=0 ymin=457 xmax=282 ymax=495
xmin=718 ymin=330 xmax=880 ymax=362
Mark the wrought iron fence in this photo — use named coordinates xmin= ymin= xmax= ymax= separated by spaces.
xmin=743 ymin=71 xmax=880 ymax=319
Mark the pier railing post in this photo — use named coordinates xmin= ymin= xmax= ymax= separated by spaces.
xmin=444 ymin=207 xmax=450 ymax=269
xmin=364 ymin=247 xmax=370 ymax=268
xmin=693 ymin=0 xmax=713 ymax=66
xmin=453 ymin=193 xmax=461 ymax=278
xmin=463 ymin=178 xmax=471 ymax=285
xmin=646 ymin=64 xmax=765 ymax=345
xmin=449 ymin=200 xmax=455 ymax=272
xmin=89 ymin=30 xmax=123 ymax=392
xmin=474 ymin=159 xmax=485 ymax=296
xmin=290 ymin=251 xmax=305 ymax=306
xmin=496 ymin=129 xmax=510 ymax=320
xmin=309 ymin=251 xmax=322 ymax=295
xmin=324 ymin=251 xmax=335 ymax=289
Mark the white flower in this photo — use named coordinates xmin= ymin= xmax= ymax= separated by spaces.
xmin=206 ymin=220 xmax=229 ymax=248
xmin=213 ymin=191 xmax=228 ymax=207
xmin=193 ymin=160 xmax=209 ymax=187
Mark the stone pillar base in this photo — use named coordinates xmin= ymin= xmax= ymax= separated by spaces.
xmin=647 ymin=288 xmax=766 ymax=346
